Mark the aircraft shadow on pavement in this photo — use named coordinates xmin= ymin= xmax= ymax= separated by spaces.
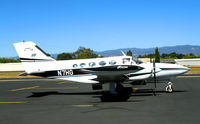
xmin=27 ymin=89 xmax=187 ymax=98
xmin=27 ymin=91 xmax=103 ymax=98
xmin=131 ymin=89 xmax=188 ymax=96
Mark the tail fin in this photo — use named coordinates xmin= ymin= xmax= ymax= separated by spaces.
xmin=14 ymin=41 xmax=55 ymax=73
xmin=14 ymin=41 xmax=55 ymax=62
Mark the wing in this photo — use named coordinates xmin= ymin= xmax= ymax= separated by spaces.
xmin=27 ymin=65 xmax=146 ymax=83
xmin=76 ymin=65 xmax=143 ymax=82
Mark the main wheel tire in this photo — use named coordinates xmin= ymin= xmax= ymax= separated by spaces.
xmin=166 ymin=86 xmax=173 ymax=93
xmin=100 ymin=88 xmax=132 ymax=102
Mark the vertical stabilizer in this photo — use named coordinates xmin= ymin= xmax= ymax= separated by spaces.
xmin=14 ymin=41 xmax=55 ymax=61
xmin=14 ymin=41 xmax=55 ymax=73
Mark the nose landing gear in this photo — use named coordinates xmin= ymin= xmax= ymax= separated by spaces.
xmin=166 ymin=82 xmax=173 ymax=93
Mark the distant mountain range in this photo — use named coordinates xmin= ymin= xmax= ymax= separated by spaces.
xmin=8 ymin=45 xmax=200 ymax=59
xmin=95 ymin=45 xmax=200 ymax=57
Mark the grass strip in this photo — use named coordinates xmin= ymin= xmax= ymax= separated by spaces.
xmin=0 ymin=72 xmax=38 ymax=78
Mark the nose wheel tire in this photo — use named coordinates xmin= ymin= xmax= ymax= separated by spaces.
xmin=166 ymin=82 xmax=173 ymax=93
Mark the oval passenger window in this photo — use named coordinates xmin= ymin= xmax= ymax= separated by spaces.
xmin=99 ymin=61 xmax=106 ymax=66
xmin=80 ymin=63 xmax=86 ymax=67
xmin=89 ymin=62 xmax=96 ymax=67
xmin=109 ymin=60 xmax=117 ymax=65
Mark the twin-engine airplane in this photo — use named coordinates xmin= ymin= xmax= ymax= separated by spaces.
xmin=14 ymin=41 xmax=190 ymax=101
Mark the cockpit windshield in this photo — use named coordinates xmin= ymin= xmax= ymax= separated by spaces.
xmin=132 ymin=57 xmax=143 ymax=64
xmin=122 ymin=56 xmax=143 ymax=65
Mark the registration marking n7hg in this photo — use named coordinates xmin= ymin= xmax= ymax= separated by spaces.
xmin=57 ymin=70 xmax=73 ymax=76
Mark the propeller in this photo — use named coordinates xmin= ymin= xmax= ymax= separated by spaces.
xmin=152 ymin=59 xmax=157 ymax=95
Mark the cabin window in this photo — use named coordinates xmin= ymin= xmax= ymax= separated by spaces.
xmin=73 ymin=64 xmax=78 ymax=68
xmin=99 ymin=61 xmax=106 ymax=66
xmin=109 ymin=60 xmax=117 ymax=65
xmin=80 ymin=63 xmax=86 ymax=67
xmin=89 ymin=62 xmax=96 ymax=67
xmin=123 ymin=58 xmax=131 ymax=64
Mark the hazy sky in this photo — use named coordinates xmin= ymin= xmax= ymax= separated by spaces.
xmin=0 ymin=0 xmax=200 ymax=57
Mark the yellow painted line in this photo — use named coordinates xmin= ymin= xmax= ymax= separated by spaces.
xmin=57 ymin=81 xmax=73 ymax=84
xmin=133 ymin=88 xmax=139 ymax=93
xmin=36 ymin=87 xmax=79 ymax=90
xmin=0 ymin=79 xmax=56 ymax=82
xmin=0 ymin=101 xmax=26 ymax=104
xmin=10 ymin=86 xmax=40 ymax=92
xmin=177 ymin=76 xmax=200 ymax=78
xmin=0 ymin=80 xmax=27 ymax=82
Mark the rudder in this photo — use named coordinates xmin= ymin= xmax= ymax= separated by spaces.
xmin=14 ymin=41 xmax=55 ymax=73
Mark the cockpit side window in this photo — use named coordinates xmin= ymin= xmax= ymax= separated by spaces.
xmin=122 ymin=58 xmax=130 ymax=64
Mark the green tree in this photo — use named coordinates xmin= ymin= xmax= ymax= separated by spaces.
xmin=169 ymin=52 xmax=177 ymax=58
xmin=126 ymin=50 xmax=133 ymax=56
xmin=0 ymin=58 xmax=20 ymax=63
xmin=74 ymin=47 xmax=86 ymax=56
xmin=155 ymin=47 xmax=160 ymax=63
xmin=57 ymin=53 xmax=73 ymax=60
xmin=139 ymin=52 xmax=200 ymax=59
xmin=161 ymin=53 xmax=168 ymax=59
xmin=56 ymin=46 xmax=99 ymax=60
xmin=74 ymin=47 xmax=98 ymax=59
xmin=177 ymin=53 xmax=184 ymax=59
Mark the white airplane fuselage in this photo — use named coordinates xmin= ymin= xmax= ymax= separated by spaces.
xmin=20 ymin=55 xmax=189 ymax=84
xmin=14 ymin=41 xmax=190 ymax=93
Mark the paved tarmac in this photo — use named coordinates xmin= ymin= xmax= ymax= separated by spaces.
xmin=0 ymin=76 xmax=200 ymax=124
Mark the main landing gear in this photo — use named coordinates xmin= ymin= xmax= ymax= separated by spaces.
xmin=166 ymin=81 xmax=173 ymax=93
xmin=100 ymin=83 xmax=133 ymax=102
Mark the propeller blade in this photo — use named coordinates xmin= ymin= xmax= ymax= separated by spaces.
xmin=153 ymin=60 xmax=157 ymax=88
xmin=153 ymin=60 xmax=157 ymax=96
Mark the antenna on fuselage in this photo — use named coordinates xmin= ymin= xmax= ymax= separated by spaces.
xmin=121 ymin=50 xmax=126 ymax=56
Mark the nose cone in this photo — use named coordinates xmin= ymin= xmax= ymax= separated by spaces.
xmin=177 ymin=65 xmax=190 ymax=74
xmin=182 ymin=66 xmax=190 ymax=73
